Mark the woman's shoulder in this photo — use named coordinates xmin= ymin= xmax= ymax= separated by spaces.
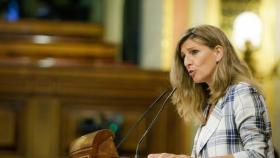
xmin=230 ymin=82 xmax=257 ymax=90
xmin=217 ymin=82 xmax=263 ymax=110
xmin=227 ymin=82 xmax=259 ymax=95
xmin=222 ymin=82 xmax=265 ymax=111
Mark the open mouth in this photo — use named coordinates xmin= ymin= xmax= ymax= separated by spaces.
xmin=188 ymin=70 xmax=195 ymax=77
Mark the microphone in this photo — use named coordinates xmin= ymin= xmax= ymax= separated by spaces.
xmin=134 ymin=87 xmax=177 ymax=158
xmin=116 ymin=89 xmax=170 ymax=149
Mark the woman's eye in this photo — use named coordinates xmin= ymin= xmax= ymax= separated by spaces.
xmin=191 ymin=50 xmax=199 ymax=55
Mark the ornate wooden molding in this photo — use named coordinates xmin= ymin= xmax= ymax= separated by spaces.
xmin=0 ymin=65 xmax=169 ymax=103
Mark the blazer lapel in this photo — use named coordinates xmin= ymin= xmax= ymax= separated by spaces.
xmin=196 ymin=99 xmax=224 ymax=155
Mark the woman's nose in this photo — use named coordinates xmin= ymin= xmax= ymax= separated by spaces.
xmin=184 ymin=56 xmax=192 ymax=67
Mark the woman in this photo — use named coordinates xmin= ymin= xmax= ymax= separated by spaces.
xmin=148 ymin=25 xmax=274 ymax=158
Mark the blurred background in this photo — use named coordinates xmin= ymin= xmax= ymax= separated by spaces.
xmin=0 ymin=0 xmax=279 ymax=157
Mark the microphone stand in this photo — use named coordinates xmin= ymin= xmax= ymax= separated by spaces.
xmin=116 ymin=89 xmax=170 ymax=149
xmin=134 ymin=87 xmax=177 ymax=158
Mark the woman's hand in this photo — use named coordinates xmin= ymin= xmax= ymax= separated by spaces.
xmin=147 ymin=153 xmax=191 ymax=158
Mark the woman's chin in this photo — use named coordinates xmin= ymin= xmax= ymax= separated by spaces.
xmin=192 ymin=78 xmax=204 ymax=84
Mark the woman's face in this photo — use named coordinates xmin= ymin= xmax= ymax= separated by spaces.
xmin=180 ymin=38 xmax=222 ymax=85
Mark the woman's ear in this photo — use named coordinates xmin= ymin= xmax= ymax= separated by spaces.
xmin=214 ymin=45 xmax=224 ymax=62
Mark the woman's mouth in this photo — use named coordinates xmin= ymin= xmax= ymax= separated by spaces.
xmin=188 ymin=70 xmax=195 ymax=77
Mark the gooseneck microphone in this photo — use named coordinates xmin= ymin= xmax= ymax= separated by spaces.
xmin=116 ymin=89 xmax=170 ymax=149
xmin=134 ymin=87 xmax=177 ymax=158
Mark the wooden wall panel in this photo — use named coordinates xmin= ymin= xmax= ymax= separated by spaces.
xmin=0 ymin=109 xmax=16 ymax=147
xmin=0 ymin=101 xmax=26 ymax=158
xmin=0 ymin=65 xmax=182 ymax=158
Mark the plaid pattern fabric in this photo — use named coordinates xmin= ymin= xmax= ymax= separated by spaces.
xmin=191 ymin=82 xmax=274 ymax=158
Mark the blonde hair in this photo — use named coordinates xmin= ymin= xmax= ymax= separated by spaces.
xmin=170 ymin=25 xmax=260 ymax=124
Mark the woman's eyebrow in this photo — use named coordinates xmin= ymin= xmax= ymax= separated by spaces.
xmin=186 ymin=46 xmax=196 ymax=52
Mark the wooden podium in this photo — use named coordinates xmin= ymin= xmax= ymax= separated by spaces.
xmin=69 ymin=129 xmax=120 ymax=158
